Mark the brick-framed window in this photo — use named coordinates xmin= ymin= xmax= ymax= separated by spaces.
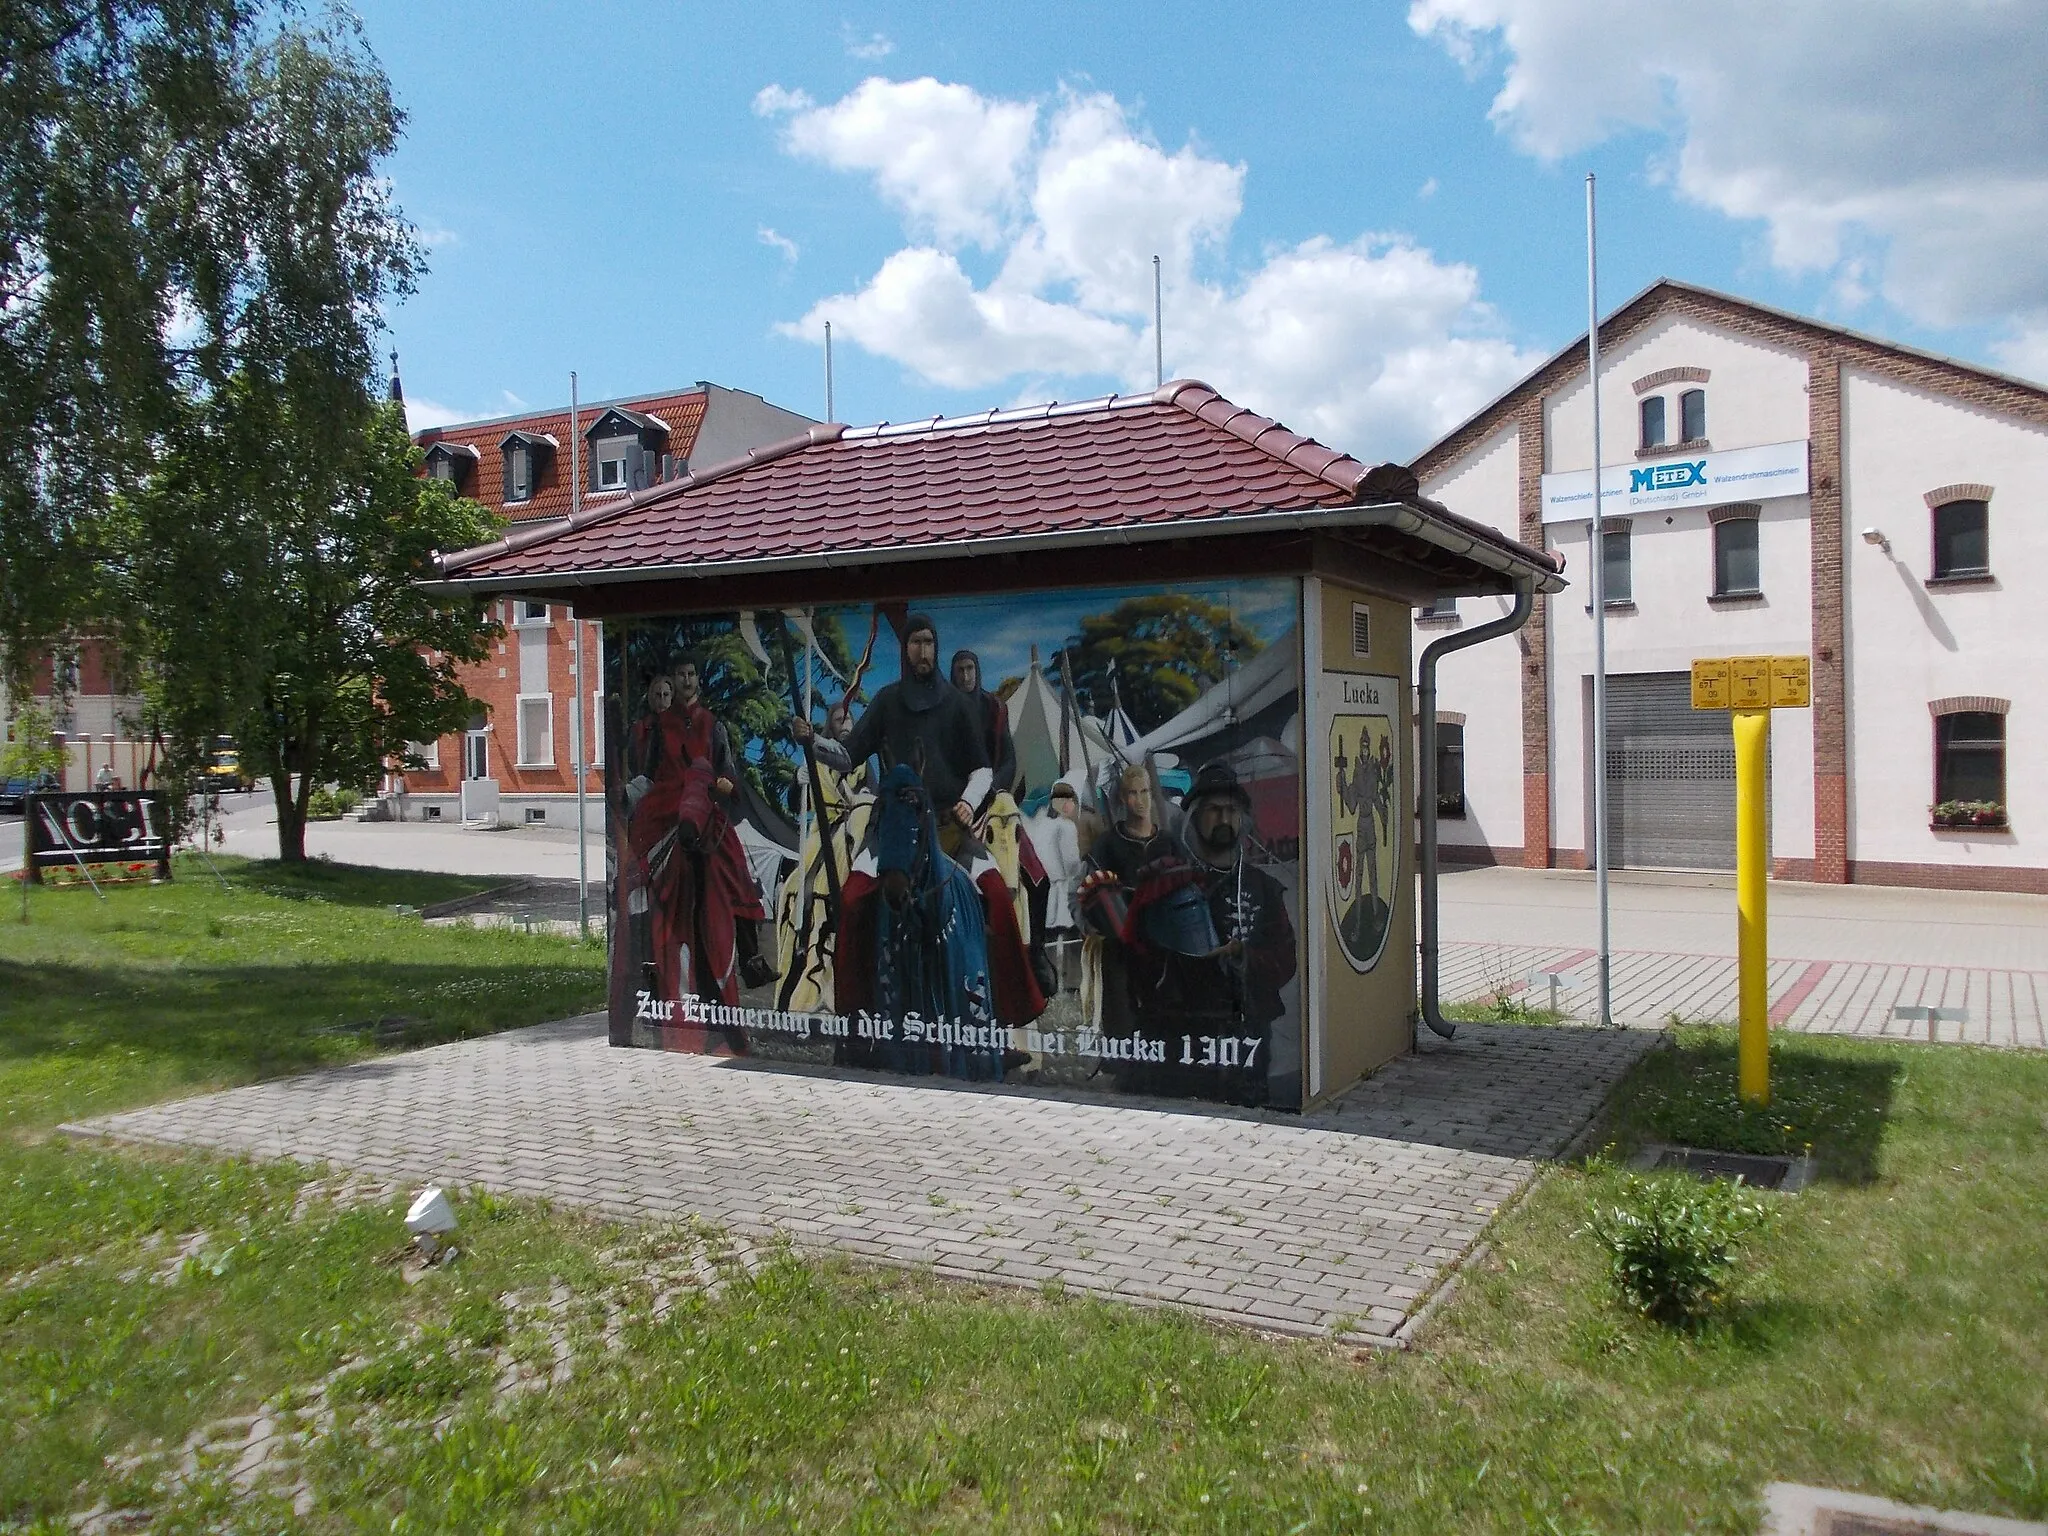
xmin=1924 ymin=484 xmax=1992 ymax=581
xmin=1929 ymin=696 xmax=2007 ymax=820
xmin=1638 ymin=396 xmax=1666 ymax=452
xmin=513 ymin=599 xmax=549 ymax=627
xmin=1678 ymin=387 xmax=1707 ymax=444
xmin=1710 ymin=504 xmax=1761 ymax=599
xmin=1434 ymin=715 xmax=1467 ymax=819
xmin=1595 ymin=520 xmax=1633 ymax=607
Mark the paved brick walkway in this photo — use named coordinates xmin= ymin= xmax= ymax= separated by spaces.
xmin=67 ymin=1018 xmax=1653 ymax=1347
xmin=1442 ymin=941 xmax=2048 ymax=1047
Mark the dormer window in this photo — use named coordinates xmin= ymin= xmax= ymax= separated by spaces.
xmin=498 ymin=430 xmax=557 ymax=507
xmin=596 ymin=438 xmax=634 ymax=491
xmin=421 ymin=440 xmax=479 ymax=491
xmin=583 ymin=406 xmax=670 ymax=496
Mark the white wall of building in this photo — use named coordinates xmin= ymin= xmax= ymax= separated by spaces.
xmin=1543 ymin=315 xmax=1809 ymax=475
xmin=1547 ymin=500 xmax=1817 ymax=864
xmin=1843 ymin=369 xmax=2048 ymax=871
xmin=1418 ymin=422 xmax=1525 ymax=856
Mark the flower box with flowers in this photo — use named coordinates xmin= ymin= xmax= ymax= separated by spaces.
xmin=1930 ymin=800 xmax=2008 ymax=831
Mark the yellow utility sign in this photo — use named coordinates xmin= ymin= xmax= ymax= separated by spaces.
xmin=1769 ymin=655 xmax=1812 ymax=709
xmin=1690 ymin=658 xmax=1730 ymax=710
xmin=1683 ymin=653 xmax=1814 ymax=1104
xmin=1691 ymin=655 xmax=1812 ymax=712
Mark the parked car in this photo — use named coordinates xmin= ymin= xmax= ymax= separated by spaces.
xmin=0 ymin=771 xmax=60 ymax=812
xmin=204 ymin=739 xmax=252 ymax=792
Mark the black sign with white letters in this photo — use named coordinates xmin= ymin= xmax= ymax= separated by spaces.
xmin=24 ymin=793 xmax=173 ymax=882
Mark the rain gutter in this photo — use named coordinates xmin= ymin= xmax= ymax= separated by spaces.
xmin=1415 ymin=574 xmax=1538 ymax=1041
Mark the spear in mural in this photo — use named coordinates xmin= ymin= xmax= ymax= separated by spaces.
xmin=746 ymin=611 xmax=845 ymax=1012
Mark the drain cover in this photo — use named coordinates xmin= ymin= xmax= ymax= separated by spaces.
xmin=1631 ymin=1144 xmax=1814 ymax=1192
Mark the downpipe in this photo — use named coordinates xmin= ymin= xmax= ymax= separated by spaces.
xmin=1416 ymin=576 xmax=1537 ymax=1041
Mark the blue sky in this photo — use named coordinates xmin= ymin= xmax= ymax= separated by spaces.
xmin=359 ymin=1 xmax=2048 ymax=462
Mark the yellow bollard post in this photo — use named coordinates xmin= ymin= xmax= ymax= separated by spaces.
xmin=1733 ymin=707 xmax=1771 ymax=1104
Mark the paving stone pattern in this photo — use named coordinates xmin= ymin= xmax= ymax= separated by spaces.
xmin=71 ymin=1018 xmax=1652 ymax=1347
xmin=1443 ymin=941 xmax=2048 ymax=1048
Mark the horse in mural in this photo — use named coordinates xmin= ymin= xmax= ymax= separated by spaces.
xmin=835 ymin=763 xmax=1046 ymax=1078
xmin=626 ymin=747 xmax=766 ymax=1050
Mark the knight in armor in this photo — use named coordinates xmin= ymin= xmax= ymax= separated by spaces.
xmin=793 ymin=615 xmax=989 ymax=854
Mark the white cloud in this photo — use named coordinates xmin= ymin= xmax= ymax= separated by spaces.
xmin=1409 ymin=0 xmax=2048 ymax=372
xmin=762 ymin=76 xmax=1038 ymax=248
xmin=758 ymin=226 xmax=800 ymax=265
xmin=842 ymin=26 xmax=894 ymax=60
xmin=416 ymin=224 xmax=460 ymax=251
xmin=1417 ymin=177 xmax=1439 ymax=200
xmin=769 ymin=81 xmax=1537 ymax=457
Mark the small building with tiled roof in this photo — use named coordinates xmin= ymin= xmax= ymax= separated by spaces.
xmin=397 ymin=380 xmax=813 ymax=821
xmin=1406 ymin=278 xmax=2048 ymax=898
xmin=430 ymin=380 xmax=1565 ymax=1110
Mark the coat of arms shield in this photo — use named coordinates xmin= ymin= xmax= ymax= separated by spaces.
xmin=1327 ymin=707 xmax=1398 ymax=973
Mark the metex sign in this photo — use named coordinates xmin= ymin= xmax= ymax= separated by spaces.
xmin=1540 ymin=438 xmax=1809 ymax=524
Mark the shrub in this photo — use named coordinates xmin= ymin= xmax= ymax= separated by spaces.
xmin=1582 ymin=1173 xmax=1776 ymax=1325
xmin=305 ymin=785 xmax=362 ymax=820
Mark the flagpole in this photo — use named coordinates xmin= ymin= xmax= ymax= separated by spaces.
xmin=1586 ymin=173 xmax=1613 ymax=1027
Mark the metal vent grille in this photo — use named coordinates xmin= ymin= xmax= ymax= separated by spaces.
xmin=1351 ymin=604 xmax=1371 ymax=657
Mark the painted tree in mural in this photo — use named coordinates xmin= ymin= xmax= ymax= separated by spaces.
xmin=1066 ymin=594 xmax=1265 ymax=736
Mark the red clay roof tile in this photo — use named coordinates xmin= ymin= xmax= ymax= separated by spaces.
xmin=436 ymin=381 xmax=1558 ymax=586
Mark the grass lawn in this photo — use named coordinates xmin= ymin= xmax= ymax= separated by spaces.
xmin=2 ymin=866 xmax=2045 ymax=1531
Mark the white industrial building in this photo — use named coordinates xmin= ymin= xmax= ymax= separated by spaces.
xmin=1412 ymin=280 xmax=2046 ymax=894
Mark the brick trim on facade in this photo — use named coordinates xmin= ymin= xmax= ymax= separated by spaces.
xmin=1847 ymin=859 xmax=2048 ymax=896
xmin=1708 ymin=502 xmax=1762 ymax=524
xmin=1923 ymin=482 xmax=1994 ymax=508
xmin=1632 ymin=365 xmax=1710 ymax=394
xmin=1927 ymin=694 xmax=2010 ymax=716
xmin=1514 ymin=401 xmax=1551 ymax=869
xmin=1807 ymin=348 xmax=1850 ymax=883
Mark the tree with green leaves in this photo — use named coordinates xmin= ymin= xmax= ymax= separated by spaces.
xmin=129 ymin=397 xmax=501 ymax=860
xmin=4 ymin=2 xmax=491 ymax=859
xmin=1066 ymin=594 xmax=1265 ymax=736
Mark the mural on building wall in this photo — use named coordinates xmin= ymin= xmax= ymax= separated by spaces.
xmin=1326 ymin=675 xmax=1401 ymax=973
xmin=602 ymin=579 xmax=1305 ymax=1108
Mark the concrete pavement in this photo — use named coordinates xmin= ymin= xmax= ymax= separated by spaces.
xmin=1438 ymin=866 xmax=2048 ymax=1046
xmin=70 ymin=1013 xmax=1653 ymax=1347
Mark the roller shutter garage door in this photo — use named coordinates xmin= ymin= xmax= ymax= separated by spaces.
xmin=1604 ymin=672 xmax=1760 ymax=871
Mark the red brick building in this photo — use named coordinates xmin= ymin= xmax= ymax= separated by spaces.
xmin=398 ymin=381 xmax=815 ymax=824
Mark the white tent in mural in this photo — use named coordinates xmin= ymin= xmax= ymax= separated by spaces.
xmin=1124 ymin=625 xmax=1302 ymax=772
xmin=1008 ymin=660 xmax=1117 ymax=800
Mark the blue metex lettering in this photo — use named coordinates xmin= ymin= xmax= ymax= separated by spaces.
xmin=1630 ymin=460 xmax=1706 ymax=493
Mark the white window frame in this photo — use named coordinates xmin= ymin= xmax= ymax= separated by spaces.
xmin=513 ymin=599 xmax=549 ymax=627
xmin=589 ymin=689 xmax=605 ymax=767
xmin=595 ymin=440 xmax=631 ymax=491
xmin=515 ymin=693 xmax=554 ymax=769
xmin=463 ymin=729 xmax=489 ymax=781
xmin=406 ymin=738 xmax=441 ymax=771
xmin=502 ymin=442 xmax=536 ymax=504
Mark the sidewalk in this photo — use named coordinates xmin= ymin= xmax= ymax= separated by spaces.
xmin=1438 ymin=866 xmax=2048 ymax=1047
